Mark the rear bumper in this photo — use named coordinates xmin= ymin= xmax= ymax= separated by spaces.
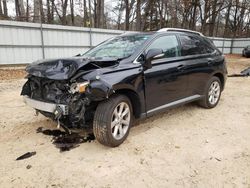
xmin=23 ymin=96 xmax=69 ymax=115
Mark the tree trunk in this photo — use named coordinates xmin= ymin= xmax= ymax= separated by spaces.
xmin=125 ymin=0 xmax=130 ymax=30
xmin=201 ymin=1 xmax=210 ymax=34
xmin=215 ymin=13 xmax=221 ymax=36
xmin=3 ymin=0 xmax=8 ymax=17
xmin=33 ymin=0 xmax=40 ymax=22
xmin=51 ymin=0 xmax=54 ymax=22
xmin=136 ymin=0 xmax=141 ymax=31
xmin=163 ymin=1 xmax=167 ymax=27
xmin=149 ymin=1 xmax=154 ymax=30
xmin=0 ymin=0 xmax=3 ymax=16
xmin=15 ymin=0 xmax=26 ymax=20
xmin=62 ymin=0 xmax=68 ymax=25
xmin=70 ymin=0 xmax=74 ymax=25
xmin=25 ymin=0 xmax=29 ymax=21
xmin=191 ymin=0 xmax=198 ymax=30
xmin=173 ymin=0 xmax=178 ymax=27
xmin=116 ymin=1 xmax=123 ymax=30
xmin=96 ymin=0 xmax=104 ymax=28
xmin=223 ymin=1 xmax=232 ymax=37
xmin=238 ymin=0 xmax=246 ymax=36
xmin=83 ymin=0 xmax=88 ymax=27
xmin=19 ymin=0 xmax=25 ymax=20
xmin=208 ymin=0 xmax=218 ymax=36
xmin=47 ymin=0 xmax=52 ymax=23
xmin=39 ymin=0 xmax=45 ymax=23
xmin=93 ymin=0 xmax=97 ymax=27
xmin=88 ymin=0 xmax=92 ymax=27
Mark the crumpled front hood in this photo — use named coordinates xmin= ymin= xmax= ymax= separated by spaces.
xmin=26 ymin=57 xmax=91 ymax=80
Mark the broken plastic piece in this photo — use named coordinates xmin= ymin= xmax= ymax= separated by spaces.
xmin=16 ymin=152 xmax=36 ymax=160
xmin=241 ymin=67 xmax=250 ymax=76
xmin=228 ymin=67 xmax=250 ymax=77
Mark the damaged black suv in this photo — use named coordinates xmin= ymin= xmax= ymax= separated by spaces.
xmin=21 ymin=28 xmax=227 ymax=147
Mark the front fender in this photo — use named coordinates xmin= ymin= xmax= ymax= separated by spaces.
xmin=85 ymin=79 xmax=114 ymax=101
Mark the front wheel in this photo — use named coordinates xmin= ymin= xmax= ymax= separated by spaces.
xmin=93 ymin=95 xmax=132 ymax=147
xmin=198 ymin=76 xmax=222 ymax=109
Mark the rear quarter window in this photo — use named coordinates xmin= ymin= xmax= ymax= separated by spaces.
xmin=179 ymin=35 xmax=215 ymax=56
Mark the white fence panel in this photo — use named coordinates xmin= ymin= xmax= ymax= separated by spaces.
xmin=0 ymin=20 xmax=125 ymax=65
xmin=1 ymin=20 xmax=250 ymax=65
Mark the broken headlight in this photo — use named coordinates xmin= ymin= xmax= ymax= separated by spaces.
xmin=70 ymin=81 xmax=89 ymax=94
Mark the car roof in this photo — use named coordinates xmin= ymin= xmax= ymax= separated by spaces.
xmin=157 ymin=28 xmax=204 ymax=36
xmin=121 ymin=32 xmax=155 ymax=36
xmin=121 ymin=28 xmax=204 ymax=38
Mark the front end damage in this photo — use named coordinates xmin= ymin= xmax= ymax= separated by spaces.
xmin=21 ymin=76 xmax=92 ymax=128
xmin=21 ymin=58 xmax=117 ymax=129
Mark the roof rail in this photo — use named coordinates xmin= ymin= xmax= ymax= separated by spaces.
xmin=157 ymin=28 xmax=204 ymax=36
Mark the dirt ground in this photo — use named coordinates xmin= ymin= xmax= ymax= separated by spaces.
xmin=0 ymin=55 xmax=250 ymax=188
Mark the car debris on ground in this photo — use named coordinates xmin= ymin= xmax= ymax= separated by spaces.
xmin=228 ymin=67 xmax=250 ymax=77
xmin=36 ymin=127 xmax=95 ymax=152
xmin=26 ymin=165 xmax=32 ymax=169
xmin=16 ymin=152 xmax=36 ymax=160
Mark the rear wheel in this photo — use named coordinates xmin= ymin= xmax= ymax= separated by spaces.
xmin=198 ymin=76 xmax=222 ymax=109
xmin=93 ymin=95 xmax=132 ymax=147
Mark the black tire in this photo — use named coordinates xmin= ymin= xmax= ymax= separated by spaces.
xmin=93 ymin=95 xmax=132 ymax=147
xmin=198 ymin=76 xmax=222 ymax=109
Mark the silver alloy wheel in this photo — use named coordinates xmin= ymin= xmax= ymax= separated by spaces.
xmin=208 ymin=81 xmax=221 ymax=105
xmin=111 ymin=102 xmax=131 ymax=140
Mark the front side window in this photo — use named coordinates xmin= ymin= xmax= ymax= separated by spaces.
xmin=146 ymin=35 xmax=180 ymax=59
xmin=179 ymin=35 xmax=214 ymax=56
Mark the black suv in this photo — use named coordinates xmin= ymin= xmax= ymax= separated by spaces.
xmin=21 ymin=28 xmax=227 ymax=147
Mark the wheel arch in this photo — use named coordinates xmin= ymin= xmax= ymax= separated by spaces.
xmin=213 ymin=72 xmax=225 ymax=90
xmin=114 ymin=89 xmax=141 ymax=118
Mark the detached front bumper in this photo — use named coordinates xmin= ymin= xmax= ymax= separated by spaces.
xmin=23 ymin=96 xmax=69 ymax=115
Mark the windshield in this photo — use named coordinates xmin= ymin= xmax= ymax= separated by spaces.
xmin=82 ymin=34 xmax=151 ymax=60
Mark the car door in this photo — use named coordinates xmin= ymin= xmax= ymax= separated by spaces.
xmin=178 ymin=34 xmax=219 ymax=96
xmin=143 ymin=34 xmax=189 ymax=113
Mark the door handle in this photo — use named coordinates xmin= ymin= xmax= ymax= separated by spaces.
xmin=177 ymin=65 xmax=184 ymax=70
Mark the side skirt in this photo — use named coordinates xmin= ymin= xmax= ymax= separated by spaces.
xmin=145 ymin=94 xmax=203 ymax=117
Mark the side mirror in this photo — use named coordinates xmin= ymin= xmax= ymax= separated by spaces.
xmin=143 ymin=48 xmax=163 ymax=70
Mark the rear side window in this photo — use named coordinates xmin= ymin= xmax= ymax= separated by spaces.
xmin=146 ymin=35 xmax=180 ymax=58
xmin=179 ymin=35 xmax=214 ymax=56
